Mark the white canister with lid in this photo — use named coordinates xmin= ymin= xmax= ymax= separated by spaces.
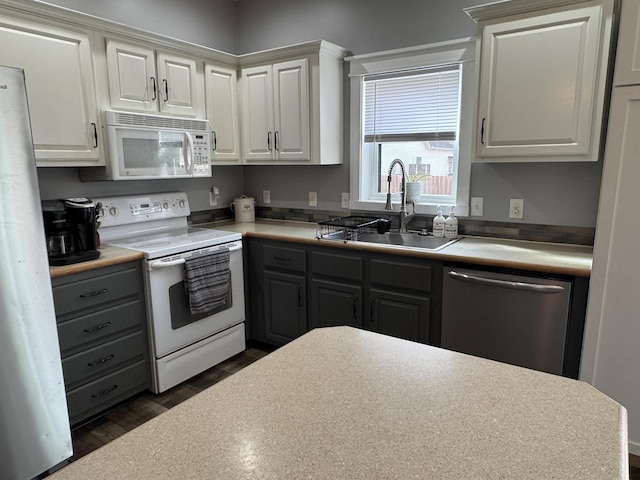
xmin=230 ymin=195 xmax=256 ymax=222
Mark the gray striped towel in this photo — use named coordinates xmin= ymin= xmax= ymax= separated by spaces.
xmin=184 ymin=248 xmax=230 ymax=315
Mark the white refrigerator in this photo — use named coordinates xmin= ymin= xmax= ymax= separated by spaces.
xmin=0 ymin=65 xmax=73 ymax=478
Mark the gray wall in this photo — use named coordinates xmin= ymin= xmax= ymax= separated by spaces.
xmin=38 ymin=0 xmax=604 ymax=227
xmin=237 ymin=0 xmax=604 ymax=227
xmin=42 ymin=0 xmax=237 ymax=52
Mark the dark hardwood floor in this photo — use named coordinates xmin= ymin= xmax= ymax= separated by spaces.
xmin=68 ymin=344 xmax=640 ymax=479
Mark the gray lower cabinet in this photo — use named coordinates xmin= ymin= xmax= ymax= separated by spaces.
xmin=51 ymin=261 xmax=151 ymax=426
xmin=310 ymin=249 xmax=363 ymax=329
xmin=247 ymin=238 xmax=442 ymax=347
xmin=366 ymin=257 xmax=435 ymax=344
xmin=248 ymin=240 xmax=308 ymax=346
xmin=264 ymin=270 xmax=307 ymax=345
xmin=368 ymin=289 xmax=430 ymax=343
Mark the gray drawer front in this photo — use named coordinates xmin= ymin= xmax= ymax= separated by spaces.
xmin=370 ymin=259 xmax=432 ymax=293
xmin=53 ymin=266 xmax=140 ymax=317
xmin=311 ymin=251 xmax=363 ymax=281
xmin=263 ymin=244 xmax=306 ymax=272
xmin=57 ymin=299 xmax=144 ymax=354
xmin=62 ymin=330 xmax=147 ymax=388
xmin=67 ymin=360 xmax=149 ymax=425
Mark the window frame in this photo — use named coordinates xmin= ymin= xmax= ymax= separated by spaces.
xmin=347 ymin=38 xmax=475 ymax=217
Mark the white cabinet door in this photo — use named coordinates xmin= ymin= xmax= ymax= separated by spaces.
xmin=614 ymin=0 xmax=640 ymax=86
xmin=205 ymin=63 xmax=241 ymax=163
xmin=474 ymin=1 xmax=612 ymax=162
xmin=105 ymin=40 xmax=203 ymax=117
xmin=241 ymin=65 xmax=275 ymax=162
xmin=157 ymin=52 xmax=202 ymax=117
xmin=106 ymin=40 xmax=157 ymax=113
xmin=0 ymin=17 xmax=100 ymax=165
xmin=273 ymin=59 xmax=310 ymax=162
xmin=241 ymin=59 xmax=310 ymax=163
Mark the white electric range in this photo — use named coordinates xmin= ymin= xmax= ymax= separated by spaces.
xmin=96 ymin=192 xmax=245 ymax=393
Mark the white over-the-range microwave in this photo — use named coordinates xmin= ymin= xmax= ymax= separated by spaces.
xmin=83 ymin=110 xmax=212 ymax=181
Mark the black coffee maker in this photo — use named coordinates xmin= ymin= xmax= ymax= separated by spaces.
xmin=42 ymin=197 xmax=100 ymax=266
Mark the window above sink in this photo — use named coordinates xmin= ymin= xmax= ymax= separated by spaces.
xmin=346 ymin=38 xmax=476 ymax=217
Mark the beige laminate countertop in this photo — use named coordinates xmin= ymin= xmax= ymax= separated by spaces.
xmin=49 ymin=245 xmax=143 ymax=278
xmin=50 ymin=327 xmax=627 ymax=479
xmin=207 ymin=219 xmax=593 ymax=277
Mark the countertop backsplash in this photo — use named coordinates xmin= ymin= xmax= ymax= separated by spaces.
xmin=188 ymin=206 xmax=595 ymax=246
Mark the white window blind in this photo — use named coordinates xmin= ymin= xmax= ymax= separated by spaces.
xmin=364 ymin=66 xmax=461 ymax=143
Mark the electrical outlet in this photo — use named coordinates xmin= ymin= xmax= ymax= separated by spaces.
xmin=263 ymin=190 xmax=270 ymax=204
xmin=509 ymin=198 xmax=524 ymax=219
xmin=470 ymin=197 xmax=483 ymax=217
xmin=209 ymin=186 xmax=219 ymax=207
xmin=309 ymin=191 xmax=317 ymax=207
xmin=341 ymin=192 xmax=349 ymax=209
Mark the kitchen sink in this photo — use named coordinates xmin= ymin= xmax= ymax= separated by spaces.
xmin=319 ymin=230 xmax=461 ymax=251
xmin=357 ymin=232 xmax=460 ymax=250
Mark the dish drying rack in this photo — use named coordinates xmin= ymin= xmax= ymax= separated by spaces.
xmin=316 ymin=216 xmax=382 ymax=241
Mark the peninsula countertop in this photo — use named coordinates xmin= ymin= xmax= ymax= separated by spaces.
xmin=206 ymin=219 xmax=593 ymax=277
xmin=50 ymin=327 xmax=627 ymax=479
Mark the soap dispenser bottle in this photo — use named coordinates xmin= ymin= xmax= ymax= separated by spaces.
xmin=445 ymin=205 xmax=458 ymax=239
xmin=433 ymin=206 xmax=445 ymax=238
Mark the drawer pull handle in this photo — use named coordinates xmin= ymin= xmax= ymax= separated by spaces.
xmin=80 ymin=288 xmax=108 ymax=298
xmin=273 ymin=256 xmax=291 ymax=262
xmin=91 ymin=384 xmax=118 ymax=399
xmin=87 ymin=354 xmax=115 ymax=367
xmin=83 ymin=322 xmax=112 ymax=333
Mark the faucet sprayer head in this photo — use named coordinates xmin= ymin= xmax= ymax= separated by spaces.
xmin=385 ymin=192 xmax=393 ymax=210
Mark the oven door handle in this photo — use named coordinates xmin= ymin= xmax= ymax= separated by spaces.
xmin=149 ymin=258 xmax=186 ymax=270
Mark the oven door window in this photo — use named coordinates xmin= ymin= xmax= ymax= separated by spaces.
xmin=169 ymin=279 xmax=233 ymax=330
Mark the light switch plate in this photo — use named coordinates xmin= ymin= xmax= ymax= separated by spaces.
xmin=263 ymin=190 xmax=270 ymax=204
xmin=341 ymin=192 xmax=349 ymax=209
xmin=309 ymin=191 xmax=317 ymax=207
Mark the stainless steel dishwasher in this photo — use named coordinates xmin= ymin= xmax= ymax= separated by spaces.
xmin=441 ymin=267 xmax=572 ymax=375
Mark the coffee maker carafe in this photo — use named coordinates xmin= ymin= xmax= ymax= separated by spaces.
xmin=42 ymin=197 xmax=100 ymax=266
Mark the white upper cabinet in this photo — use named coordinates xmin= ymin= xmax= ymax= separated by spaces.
xmin=205 ymin=63 xmax=241 ymax=164
xmin=613 ymin=0 xmax=640 ymax=86
xmin=239 ymin=41 xmax=346 ymax=165
xmin=0 ymin=14 xmax=100 ymax=166
xmin=467 ymin=0 xmax=614 ymax=162
xmin=241 ymin=59 xmax=310 ymax=163
xmin=106 ymin=39 xmax=204 ymax=117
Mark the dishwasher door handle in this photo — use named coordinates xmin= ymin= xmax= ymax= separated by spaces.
xmin=446 ymin=270 xmax=565 ymax=293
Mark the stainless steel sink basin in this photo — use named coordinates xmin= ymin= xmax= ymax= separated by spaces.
xmin=319 ymin=229 xmax=461 ymax=251
xmin=357 ymin=232 xmax=460 ymax=250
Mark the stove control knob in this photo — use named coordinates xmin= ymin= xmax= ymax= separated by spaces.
xmin=178 ymin=199 xmax=186 ymax=209
xmin=109 ymin=206 xmax=118 ymax=217
xmin=163 ymin=201 xmax=169 ymax=210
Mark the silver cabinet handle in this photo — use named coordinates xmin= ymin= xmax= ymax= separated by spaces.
xmin=447 ymin=270 xmax=565 ymax=293
xmin=162 ymin=78 xmax=169 ymax=102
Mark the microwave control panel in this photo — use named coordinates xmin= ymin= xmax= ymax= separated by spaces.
xmin=192 ymin=133 xmax=211 ymax=177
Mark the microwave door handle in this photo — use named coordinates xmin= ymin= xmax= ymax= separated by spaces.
xmin=184 ymin=132 xmax=194 ymax=175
